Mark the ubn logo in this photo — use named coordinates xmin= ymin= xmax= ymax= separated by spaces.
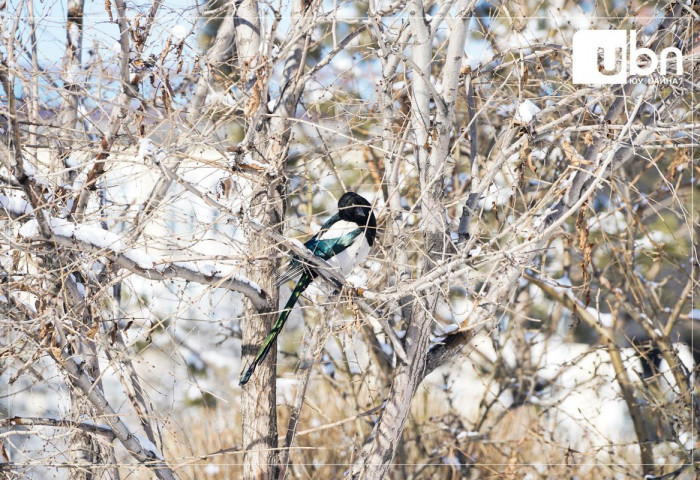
xmin=572 ymin=30 xmax=683 ymax=85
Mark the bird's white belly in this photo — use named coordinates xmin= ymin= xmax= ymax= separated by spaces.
xmin=328 ymin=236 xmax=370 ymax=276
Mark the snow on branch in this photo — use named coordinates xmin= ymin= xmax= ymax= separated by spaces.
xmin=18 ymin=217 xmax=269 ymax=311
xmin=0 ymin=195 xmax=33 ymax=219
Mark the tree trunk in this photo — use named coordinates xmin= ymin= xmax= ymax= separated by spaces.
xmin=240 ymin=180 xmax=284 ymax=480
xmin=350 ymin=1 xmax=473 ymax=476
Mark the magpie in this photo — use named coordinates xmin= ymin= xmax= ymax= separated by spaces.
xmin=239 ymin=192 xmax=377 ymax=385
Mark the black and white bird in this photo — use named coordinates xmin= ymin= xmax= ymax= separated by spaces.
xmin=240 ymin=191 xmax=377 ymax=385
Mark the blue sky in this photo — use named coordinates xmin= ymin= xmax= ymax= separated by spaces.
xmin=7 ymin=0 xmax=200 ymax=69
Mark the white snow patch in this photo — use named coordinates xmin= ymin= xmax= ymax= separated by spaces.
xmin=515 ymin=100 xmax=541 ymax=124
xmin=456 ymin=430 xmax=480 ymax=440
xmin=171 ymin=261 xmax=262 ymax=293
xmin=0 ymin=195 xmax=32 ymax=216
xmin=276 ymin=378 xmax=299 ymax=405
xmin=136 ymin=138 xmax=166 ymax=163
xmin=65 ymin=155 xmax=81 ymax=168
xmin=204 ymin=464 xmax=220 ymax=475
xmin=185 ymin=386 xmax=203 ymax=402
xmin=479 ymin=182 xmax=514 ymax=211
xmin=232 ymin=152 xmax=270 ymax=172
xmin=200 ymin=264 xmax=219 ymax=276
xmin=20 ymin=218 xmax=126 ymax=252
xmin=462 ymin=56 xmax=481 ymax=71
xmin=134 ymin=435 xmax=164 ymax=460
xmin=331 ymin=52 xmax=354 ymax=72
xmin=233 ymin=275 xmax=261 ymax=294
xmin=430 ymin=75 xmax=443 ymax=94
xmin=346 ymin=273 xmax=367 ymax=289
xmin=634 ymin=230 xmax=670 ymax=251
xmin=137 ymin=138 xmax=156 ymax=160
xmin=22 ymin=159 xmax=37 ymax=176
xmin=123 ymin=249 xmax=155 ymax=269
xmin=588 ymin=210 xmax=627 ymax=235
xmin=171 ymin=24 xmax=188 ymax=41
xmin=441 ymin=323 xmax=459 ymax=335
xmin=585 ymin=307 xmax=613 ymax=328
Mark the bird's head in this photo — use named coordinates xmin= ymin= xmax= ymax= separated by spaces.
xmin=337 ymin=192 xmax=377 ymax=245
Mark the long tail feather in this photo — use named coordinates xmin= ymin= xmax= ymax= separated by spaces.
xmin=274 ymin=262 xmax=304 ymax=287
xmin=239 ymin=272 xmax=314 ymax=385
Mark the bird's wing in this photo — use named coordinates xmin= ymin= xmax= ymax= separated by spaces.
xmin=305 ymin=227 xmax=363 ymax=260
xmin=276 ymin=215 xmax=361 ymax=284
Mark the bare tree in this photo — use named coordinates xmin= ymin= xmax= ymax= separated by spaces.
xmin=1 ymin=0 xmax=697 ymax=479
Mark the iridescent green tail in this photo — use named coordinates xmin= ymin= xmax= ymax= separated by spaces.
xmin=239 ymin=272 xmax=313 ymax=385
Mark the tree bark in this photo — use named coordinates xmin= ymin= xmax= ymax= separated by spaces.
xmin=350 ymin=1 xmax=473 ymax=477
xmin=231 ymin=1 xmax=299 ymax=479
xmin=241 ymin=179 xmax=284 ymax=480
xmin=56 ymin=0 xmax=85 ymax=181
